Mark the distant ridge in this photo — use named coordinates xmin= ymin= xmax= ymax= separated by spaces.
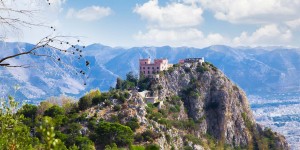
xmin=0 ymin=42 xmax=299 ymax=102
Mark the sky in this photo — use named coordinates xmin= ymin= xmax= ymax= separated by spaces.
xmin=5 ymin=0 xmax=300 ymax=48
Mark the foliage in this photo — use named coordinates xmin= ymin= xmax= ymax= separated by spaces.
xmin=116 ymin=77 xmax=123 ymax=90
xmin=37 ymin=116 xmax=67 ymax=150
xmin=95 ymin=121 xmax=134 ymax=146
xmin=131 ymin=145 xmax=145 ymax=150
xmin=17 ymin=104 xmax=38 ymax=119
xmin=44 ymin=105 xmax=65 ymax=118
xmin=141 ymin=130 xmax=160 ymax=142
xmin=125 ymin=118 xmax=140 ymax=131
xmin=184 ymin=134 xmax=202 ymax=145
xmin=78 ymin=90 xmax=101 ymax=110
xmin=113 ymin=105 xmax=121 ymax=111
xmin=184 ymin=67 xmax=191 ymax=73
xmin=145 ymin=144 xmax=160 ymax=150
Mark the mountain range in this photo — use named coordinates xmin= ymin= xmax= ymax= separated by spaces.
xmin=0 ymin=42 xmax=299 ymax=103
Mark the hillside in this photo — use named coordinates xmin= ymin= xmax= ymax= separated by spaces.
xmin=9 ymin=61 xmax=289 ymax=150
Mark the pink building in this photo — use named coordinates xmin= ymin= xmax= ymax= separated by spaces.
xmin=139 ymin=58 xmax=171 ymax=78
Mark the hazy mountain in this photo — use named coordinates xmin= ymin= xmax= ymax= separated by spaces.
xmin=0 ymin=42 xmax=299 ymax=102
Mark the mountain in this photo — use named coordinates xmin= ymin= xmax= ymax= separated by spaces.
xmin=79 ymin=61 xmax=289 ymax=149
xmin=103 ymin=45 xmax=300 ymax=95
xmin=0 ymin=42 xmax=299 ymax=102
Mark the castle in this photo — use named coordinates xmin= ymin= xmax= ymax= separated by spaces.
xmin=139 ymin=58 xmax=172 ymax=78
xmin=139 ymin=57 xmax=205 ymax=78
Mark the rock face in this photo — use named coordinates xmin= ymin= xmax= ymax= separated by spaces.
xmin=149 ymin=62 xmax=289 ymax=149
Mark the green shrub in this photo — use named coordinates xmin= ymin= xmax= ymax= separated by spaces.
xmin=166 ymin=134 xmax=171 ymax=144
xmin=95 ymin=121 xmax=134 ymax=146
xmin=78 ymin=96 xmax=92 ymax=110
xmin=131 ymin=145 xmax=145 ymax=150
xmin=183 ymin=146 xmax=193 ymax=150
xmin=141 ymin=130 xmax=160 ymax=142
xmin=169 ymin=105 xmax=180 ymax=113
xmin=145 ymin=144 xmax=160 ymax=150
xmin=44 ymin=105 xmax=65 ymax=117
xmin=126 ymin=119 xmax=140 ymax=131
xmin=134 ymin=133 xmax=144 ymax=142
xmin=168 ymin=67 xmax=175 ymax=73
xmin=173 ymin=64 xmax=180 ymax=68
xmin=184 ymin=67 xmax=191 ymax=73
xmin=184 ymin=134 xmax=202 ymax=145
xmin=113 ymin=105 xmax=121 ymax=111
xmin=17 ymin=104 xmax=38 ymax=119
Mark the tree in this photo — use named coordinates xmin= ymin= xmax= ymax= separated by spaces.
xmin=44 ymin=105 xmax=65 ymax=118
xmin=79 ymin=90 xmax=101 ymax=110
xmin=17 ymin=104 xmax=38 ymax=119
xmin=0 ymin=1 xmax=89 ymax=84
xmin=126 ymin=71 xmax=138 ymax=85
xmin=95 ymin=121 xmax=134 ymax=147
xmin=116 ymin=77 xmax=123 ymax=89
xmin=0 ymin=96 xmax=36 ymax=149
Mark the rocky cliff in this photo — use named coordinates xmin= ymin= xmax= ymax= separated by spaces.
xmin=84 ymin=61 xmax=289 ymax=149
xmin=146 ymin=62 xmax=289 ymax=149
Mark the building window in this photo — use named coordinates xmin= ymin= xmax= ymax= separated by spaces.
xmin=148 ymin=71 xmax=150 ymax=74
xmin=145 ymin=62 xmax=146 ymax=64
xmin=152 ymin=67 xmax=154 ymax=69
xmin=148 ymin=67 xmax=150 ymax=69
xmin=157 ymin=67 xmax=159 ymax=69
xmin=143 ymin=71 xmax=145 ymax=74
xmin=143 ymin=67 xmax=145 ymax=69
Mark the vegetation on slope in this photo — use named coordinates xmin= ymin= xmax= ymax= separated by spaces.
xmin=0 ymin=62 xmax=288 ymax=150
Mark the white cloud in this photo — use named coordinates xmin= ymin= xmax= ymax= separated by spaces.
xmin=134 ymin=0 xmax=203 ymax=28
xmin=233 ymin=24 xmax=292 ymax=46
xmin=133 ymin=0 xmax=222 ymax=47
xmin=199 ymin=0 xmax=300 ymax=24
xmin=134 ymin=28 xmax=229 ymax=47
xmin=286 ymin=19 xmax=300 ymax=29
xmin=66 ymin=6 xmax=112 ymax=21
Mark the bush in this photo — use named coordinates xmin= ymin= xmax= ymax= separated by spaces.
xmin=141 ymin=130 xmax=160 ymax=142
xmin=44 ymin=105 xmax=65 ymax=118
xmin=145 ymin=144 xmax=160 ymax=150
xmin=113 ymin=105 xmax=121 ymax=111
xmin=95 ymin=121 xmax=134 ymax=146
xmin=92 ymin=95 xmax=103 ymax=105
xmin=134 ymin=133 xmax=144 ymax=142
xmin=131 ymin=145 xmax=145 ymax=150
xmin=169 ymin=105 xmax=180 ymax=113
xmin=17 ymin=104 xmax=38 ymax=119
xmin=173 ymin=64 xmax=180 ymax=68
xmin=183 ymin=146 xmax=193 ymax=150
xmin=168 ymin=67 xmax=175 ymax=73
xmin=79 ymin=90 xmax=101 ymax=110
xmin=125 ymin=119 xmax=140 ymax=131
xmin=184 ymin=67 xmax=191 ymax=73
xmin=184 ymin=134 xmax=202 ymax=145
xmin=78 ymin=96 xmax=92 ymax=110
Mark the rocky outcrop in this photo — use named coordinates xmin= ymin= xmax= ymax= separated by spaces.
xmin=149 ymin=62 xmax=289 ymax=149
xmin=85 ymin=61 xmax=289 ymax=149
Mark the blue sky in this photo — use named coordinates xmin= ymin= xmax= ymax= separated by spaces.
xmin=10 ymin=0 xmax=300 ymax=48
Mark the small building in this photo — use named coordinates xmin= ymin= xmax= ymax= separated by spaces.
xmin=144 ymin=97 xmax=159 ymax=104
xmin=139 ymin=58 xmax=171 ymax=78
xmin=179 ymin=57 xmax=205 ymax=64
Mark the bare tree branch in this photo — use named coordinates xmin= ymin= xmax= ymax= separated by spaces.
xmin=0 ymin=0 xmax=90 ymax=85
